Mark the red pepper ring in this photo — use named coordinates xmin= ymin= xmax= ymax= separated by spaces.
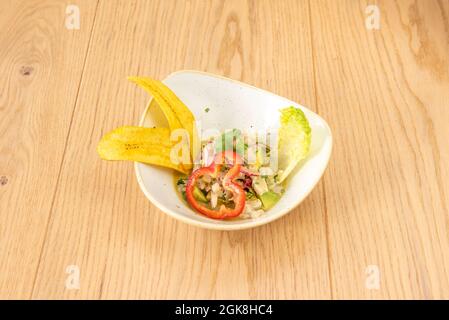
xmin=186 ymin=151 xmax=246 ymax=219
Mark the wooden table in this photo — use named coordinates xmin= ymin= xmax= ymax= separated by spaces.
xmin=1 ymin=0 xmax=448 ymax=299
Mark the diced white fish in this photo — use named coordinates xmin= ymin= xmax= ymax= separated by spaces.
xmin=259 ymin=166 xmax=274 ymax=176
xmin=246 ymin=199 xmax=262 ymax=210
xmin=211 ymin=192 xmax=218 ymax=208
xmin=252 ymin=176 xmax=268 ymax=196
xmin=211 ymin=182 xmax=220 ymax=193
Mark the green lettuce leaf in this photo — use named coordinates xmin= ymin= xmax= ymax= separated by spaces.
xmin=277 ymin=106 xmax=311 ymax=182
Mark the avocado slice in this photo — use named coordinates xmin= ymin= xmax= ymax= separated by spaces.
xmin=193 ymin=186 xmax=208 ymax=203
xmin=259 ymin=191 xmax=280 ymax=210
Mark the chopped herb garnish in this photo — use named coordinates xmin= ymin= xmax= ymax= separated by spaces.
xmin=245 ymin=189 xmax=256 ymax=200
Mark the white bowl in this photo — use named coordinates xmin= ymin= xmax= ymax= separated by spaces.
xmin=135 ymin=70 xmax=332 ymax=230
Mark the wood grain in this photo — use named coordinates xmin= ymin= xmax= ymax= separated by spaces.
xmin=0 ymin=0 xmax=98 ymax=299
xmin=310 ymin=0 xmax=449 ymax=299
xmin=31 ymin=0 xmax=330 ymax=299
xmin=1 ymin=0 xmax=448 ymax=299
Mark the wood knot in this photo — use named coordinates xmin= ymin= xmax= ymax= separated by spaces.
xmin=20 ymin=66 xmax=34 ymax=76
xmin=0 ymin=176 xmax=8 ymax=186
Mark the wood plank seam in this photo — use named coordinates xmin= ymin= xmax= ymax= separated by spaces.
xmin=307 ymin=0 xmax=333 ymax=299
xmin=29 ymin=0 xmax=100 ymax=299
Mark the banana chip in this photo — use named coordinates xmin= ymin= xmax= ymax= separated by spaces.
xmin=97 ymin=77 xmax=199 ymax=174
xmin=127 ymin=77 xmax=198 ymax=162
xmin=97 ymin=126 xmax=189 ymax=174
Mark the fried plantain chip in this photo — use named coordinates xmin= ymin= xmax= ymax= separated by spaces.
xmin=97 ymin=126 xmax=189 ymax=174
xmin=127 ymin=77 xmax=198 ymax=163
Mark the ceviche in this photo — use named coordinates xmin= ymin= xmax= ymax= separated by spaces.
xmin=175 ymin=131 xmax=281 ymax=219
xmin=97 ymin=77 xmax=311 ymax=220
